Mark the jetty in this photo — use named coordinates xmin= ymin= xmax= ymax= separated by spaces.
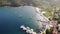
xmin=20 ymin=25 xmax=37 ymax=34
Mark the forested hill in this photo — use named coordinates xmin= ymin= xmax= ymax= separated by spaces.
xmin=0 ymin=0 xmax=60 ymax=7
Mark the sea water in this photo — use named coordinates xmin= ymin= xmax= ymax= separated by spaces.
xmin=0 ymin=6 xmax=37 ymax=34
xmin=0 ymin=6 xmax=48 ymax=34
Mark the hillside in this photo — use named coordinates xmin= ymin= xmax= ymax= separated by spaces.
xmin=0 ymin=0 xmax=60 ymax=7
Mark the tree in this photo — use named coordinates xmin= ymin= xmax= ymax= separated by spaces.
xmin=46 ymin=28 xmax=53 ymax=34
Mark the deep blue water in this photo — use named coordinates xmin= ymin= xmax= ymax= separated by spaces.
xmin=0 ymin=6 xmax=37 ymax=34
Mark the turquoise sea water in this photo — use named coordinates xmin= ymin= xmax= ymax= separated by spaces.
xmin=0 ymin=6 xmax=37 ymax=34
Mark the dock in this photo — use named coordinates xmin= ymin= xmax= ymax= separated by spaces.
xmin=20 ymin=25 xmax=37 ymax=34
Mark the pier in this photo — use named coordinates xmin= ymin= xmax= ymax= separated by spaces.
xmin=20 ymin=25 xmax=37 ymax=34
